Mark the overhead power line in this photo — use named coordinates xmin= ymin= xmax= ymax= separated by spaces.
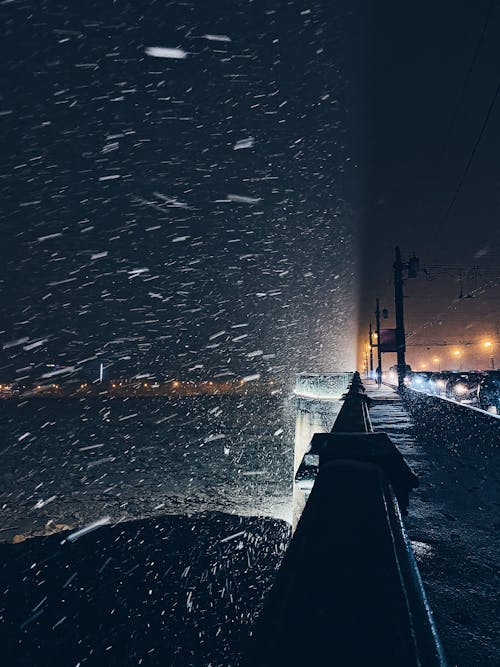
xmin=437 ymin=0 xmax=495 ymax=168
xmin=440 ymin=77 xmax=500 ymax=225
xmin=406 ymin=339 xmax=494 ymax=347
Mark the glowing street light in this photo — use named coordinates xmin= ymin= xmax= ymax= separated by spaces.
xmin=482 ymin=340 xmax=495 ymax=370
xmin=451 ymin=349 xmax=462 ymax=370
xmin=433 ymin=356 xmax=441 ymax=371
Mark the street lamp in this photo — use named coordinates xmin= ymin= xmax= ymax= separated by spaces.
xmin=433 ymin=356 xmax=441 ymax=371
xmin=483 ymin=341 xmax=494 ymax=370
xmin=451 ymin=349 xmax=462 ymax=371
xmin=364 ymin=343 xmax=370 ymax=378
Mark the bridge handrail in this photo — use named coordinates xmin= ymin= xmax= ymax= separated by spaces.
xmin=246 ymin=372 xmax=447 ymax=667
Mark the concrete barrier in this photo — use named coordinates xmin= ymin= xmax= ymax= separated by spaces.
xmin=402 ymin=388 xmax=499 ymax=450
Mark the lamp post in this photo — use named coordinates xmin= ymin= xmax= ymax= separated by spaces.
xmin=393 ymin=247 xmax=406 ymax=388
xmin=452 ymin=349 xmax=462 ymax=371
xmin=483 ymin=341 xmax=494 ymax=370
xmin=393 ymin=247 xmax=419 ymax=388
xmin=375 ymin=299 xmax=382 ymax=386
xmin=372 ymin=247 xmax=419 ymax=389
xmin=369 ymin=323 xmax=374 ymax=377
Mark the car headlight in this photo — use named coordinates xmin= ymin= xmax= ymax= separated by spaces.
xmin=454 ymin=383 xmax=467 ymax=395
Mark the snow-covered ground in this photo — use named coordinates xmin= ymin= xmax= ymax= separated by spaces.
xmin=367 ymin=381 xmax=499 ymax=666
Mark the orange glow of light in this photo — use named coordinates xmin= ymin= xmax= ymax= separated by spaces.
xmin=172 ymin=381 xmax=180 ymax=388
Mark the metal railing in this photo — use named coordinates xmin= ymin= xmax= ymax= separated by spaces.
xmin=246 ymin=372 xmax=446 ymax=667
xmin=331 ymin=371 xmax=373 ymax=433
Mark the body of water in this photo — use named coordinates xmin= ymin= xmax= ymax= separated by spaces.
xmin=0 ymin=394 xmax=299 ymax=542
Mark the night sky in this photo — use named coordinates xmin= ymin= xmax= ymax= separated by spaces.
xmin=362 ymin=1 xmax=500 ymax=371
xmin=1 ymin=0 xmax=362 ymax=385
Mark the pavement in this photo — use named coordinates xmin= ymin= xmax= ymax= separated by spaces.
xmin=364 ymin=378 xmax=401 ymax=401
xmin=362 ymin=379 xmax=499 ymax=666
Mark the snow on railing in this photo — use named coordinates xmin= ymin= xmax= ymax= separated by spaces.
xmin=294 ymin=372 xmax=354 ymax=400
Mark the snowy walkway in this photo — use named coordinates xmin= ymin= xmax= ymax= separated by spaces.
xmin=361 ymin=377 xmax=499 ymax=666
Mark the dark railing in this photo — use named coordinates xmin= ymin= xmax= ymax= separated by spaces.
xmin=246 ymin=372 xmax=446 ymax=667
xmin=330 ymin=371 xmax=372 ymax=433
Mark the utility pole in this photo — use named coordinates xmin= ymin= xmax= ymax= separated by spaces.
xmin=375 ymin=298 xmax=382 ymax=386
xmin=393 ymin=247 xmax=408 ymax=389
xmin=369 ymin=323 xmax=374 ymax=376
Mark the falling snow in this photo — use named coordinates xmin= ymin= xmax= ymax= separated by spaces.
xmin=0 ymin=1 xmax=359 ymax=664
xmin=144 ymin=46 xmax=189 ymax=59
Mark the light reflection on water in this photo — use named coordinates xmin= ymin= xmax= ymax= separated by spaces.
xmin=0 ymin=395 xmax=296 ymax=541
xmin=1 ymin=391 xmax=345 ymax=541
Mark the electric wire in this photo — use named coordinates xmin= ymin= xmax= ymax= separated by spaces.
xmin=437 ymin=0 xmax=495 ymax=169
xmin=440 ymin=78 xmax=500 ymax=224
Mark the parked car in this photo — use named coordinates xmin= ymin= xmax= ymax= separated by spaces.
xmin=445 ymin=373 xmax=482 ymax=404
xmin=478 ymin=372 xmax=500 ymax=413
